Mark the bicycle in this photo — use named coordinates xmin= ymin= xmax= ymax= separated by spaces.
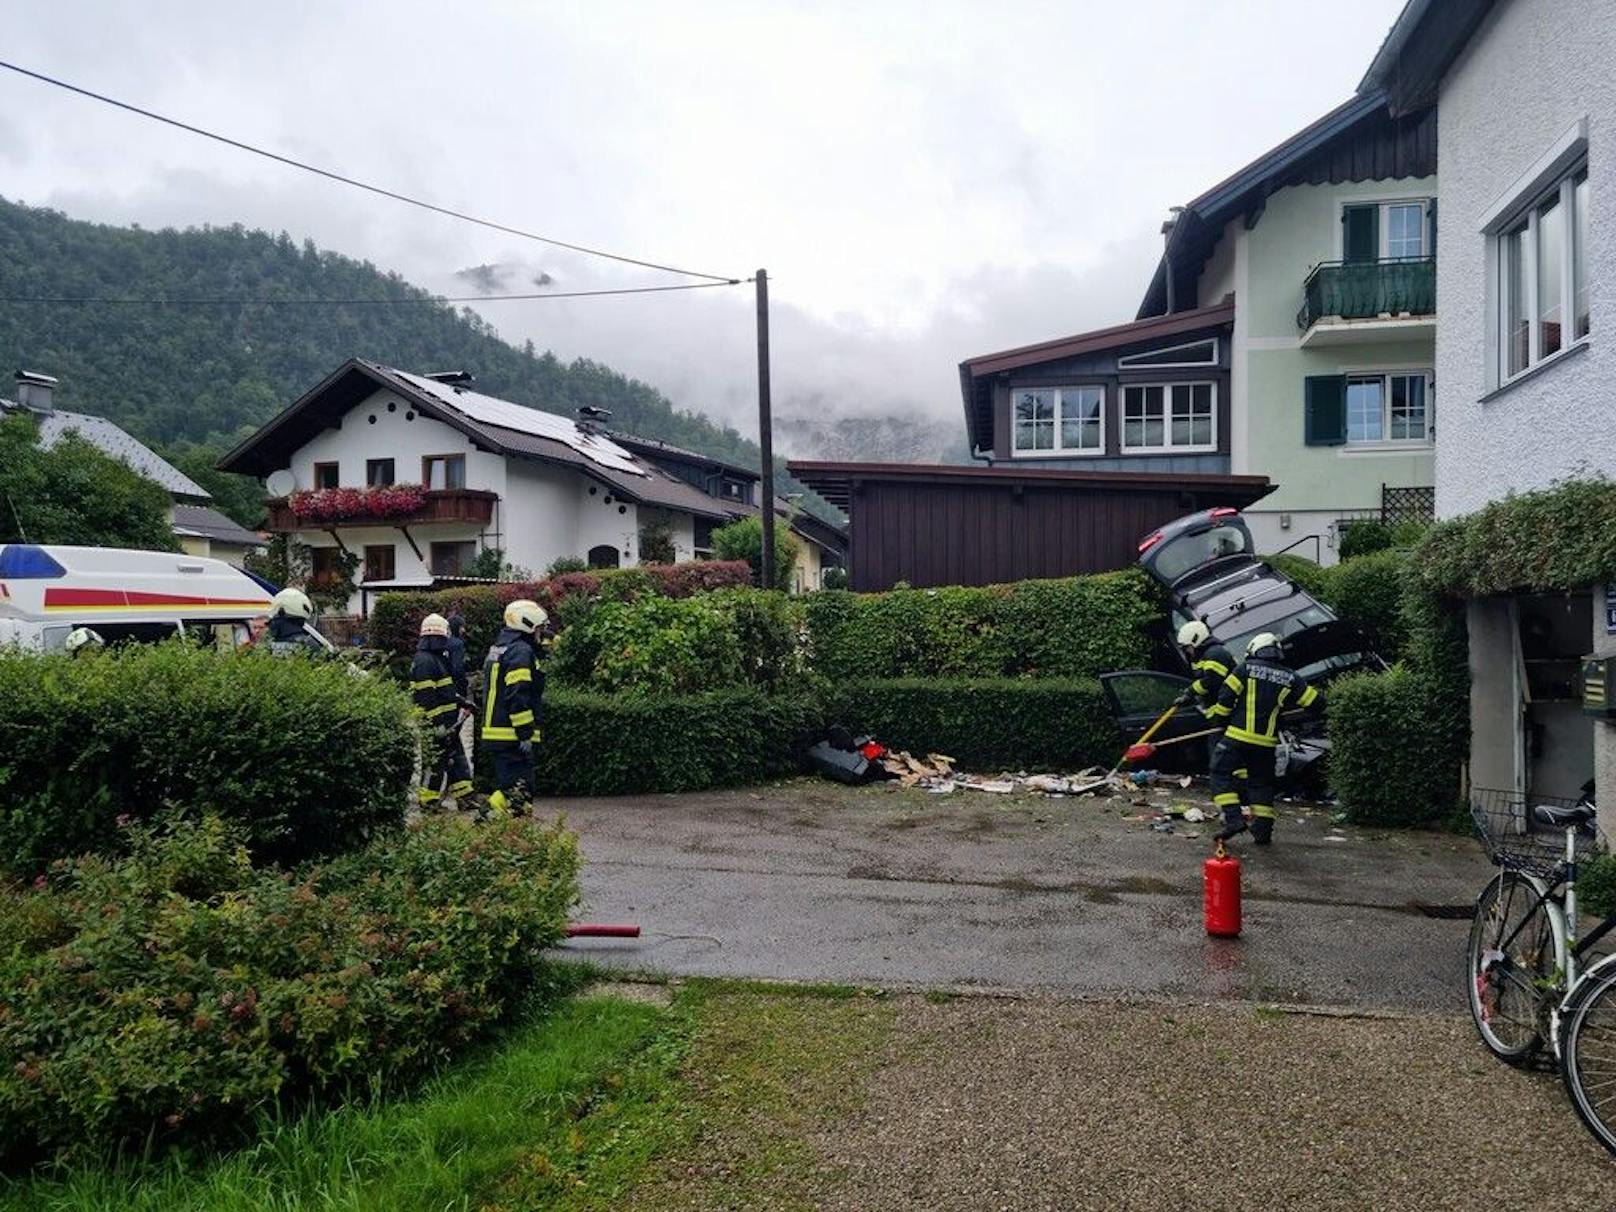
xmin=1468 ymin=785 xmax=1616 ymax=1156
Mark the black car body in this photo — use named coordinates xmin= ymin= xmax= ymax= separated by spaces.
xmin=1100 ymin=507 xmax=1385 ymax=786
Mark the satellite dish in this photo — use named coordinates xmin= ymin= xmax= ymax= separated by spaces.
xmin=266 ymin=469 xmax=296 ymax=497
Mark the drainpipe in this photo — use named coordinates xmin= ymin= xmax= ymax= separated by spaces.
xmin=1161 ymin=206 xmax=1185 ymax=314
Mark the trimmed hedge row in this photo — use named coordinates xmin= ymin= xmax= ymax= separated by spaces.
xmin=1415 ymin=478 xmax=1616 ymax=597
xmin=0 ymin=813 xmax=580 ymax=1166
xmin=367 ymin=560 xmax=753 ymax=659
xmin=802 ymin=571 xmax=1161 ymax=682
xmin=0 ymin=645 xmax=414 ymax=875
xmin=1327 ymin=666 xmax=1466 ymax=827
xmin=1267 ymin=548 xmax=1413 ymax=661
xmin=825 ymin=678 xmax=1117 ymax=772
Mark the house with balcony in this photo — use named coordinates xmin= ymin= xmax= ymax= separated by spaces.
xmin=1138 ymin=92 xmax=1439 ymax=562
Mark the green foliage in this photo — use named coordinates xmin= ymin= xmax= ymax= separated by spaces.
xmin=1327 ymin=665 xmax=1466 ymax=827
xmin=244 ymin=533 xmax=304 ymax=590
xmin=0 ymin=813 xmax=579 ymax=1167
xmin=802 ymin=570 xmax=1160 ymax=682
xmin=546 ymin=555 xmax=588 ymax=576
xmin=1266 ymin=554 xmax=1336 ymax=604
xmin=825 ymin=679 xmax=1116 ymax=771
xmin=465 ymin=547 xmax=532 ymax=582
xmin=1580 ymin=851 xmax=1616 ymax=919
xmin=821 ymin=566 xmax=849 ymax=590
xmin=306 ymin=548 xmax=361 ymax=615
xmin=0 ymin=413 xmax=177 ymax=551
xmin=162 ymin=440 xmax=267 ymax=528
xmin=638 ymin=521 xmax=676 ymax=565
xmin=712 ymin=515 xmax=799 ymax=590
xmin=1414 ymin=479 xmax=1616 ymax=596
xmin=0 ymin=643 xmax=414 ymax=874
xmin=705 ymin=589 xmax=807 ymax=691
xmin=1338 ymin=518 xmax=1393 ymax=560
xmin=549 ymin=596 xmax=743 ymax=695
xmin=534 ymin=689 xmax=821 ymax=795
xmin=1330 ymin=548 xmax=1412 ymax=658
xmin=1389 ymin=518 xmax=1430 ymax=547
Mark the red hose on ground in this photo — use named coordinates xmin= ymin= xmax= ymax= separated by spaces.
xmin=565 ymin=923 xmax=641 ymax=938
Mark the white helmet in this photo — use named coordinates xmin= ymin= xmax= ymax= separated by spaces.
xmin=503 ymin=599 xmax=548 ymax=634
xmin=420 ymin=613 xmax=450 ymax=638
xmin=270 ymin=587 xmax=314 ymax=620
xmin=1246 ymin=632 xmax=1284 ymax=660
xmin=1176 ymin=619 xmax=1211 ymax=650
xmin=65 ymin=626 xmax=104 ymax=655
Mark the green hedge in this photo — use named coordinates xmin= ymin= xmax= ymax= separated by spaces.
xmin=1330 ymin=548 xmax=1413 ymax=658
xmin=0 ymin=814 xmax=579 ymax=1166
xmin=1327 ymin=665 xmax=1466 ymax=827
xmin=534 ymin=688 xmax=822 ymax=796
xmin=1266 ymin=554 xmax=1336 ymax=603
xmin=0 ymin=645 xmax=414 ymax=874
xmin=826 ymin=678 xmax=1117 ymax=772
xmin=803 ymin=570 xmax=1160 ymax=683
xmin=1416 ymin=479 xmax=1616 ymax=597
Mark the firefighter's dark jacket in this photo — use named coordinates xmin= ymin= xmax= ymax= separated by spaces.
xmin=266 ymin=615 xmax=326 ymax=657
xmin=482 ymin=626 xmax=541 ymax=745
xmin=1207 ymin=656 xmax=1324 ymax=747
xmin=1188 ymin=642 xmax=1238 ymax=715
xmin=446 ymin=615 xmax=468 ymax=698
xmin=410 ymin=636 xmax=460 ymax=730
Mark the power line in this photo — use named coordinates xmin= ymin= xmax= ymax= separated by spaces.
xmin=0 ymin=279 xmax=751 ymax=307
xmin=0 ymin=58 xmax=742 ymax=285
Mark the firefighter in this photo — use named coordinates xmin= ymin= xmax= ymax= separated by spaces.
xmin=1174 ymin=619 xmax=1247 ymax=793
xmin=411 ymin=613 xmax=473 ymax=810
xmin=64 ymin=626 xmax=105 ymax=656
xmin=1204 ymin=631 xmax=1324 ymax=846
xmin=481 ymin=599 xmax=546 ymax=819
xmin=264 ymin=588 xmax=327 ymax=657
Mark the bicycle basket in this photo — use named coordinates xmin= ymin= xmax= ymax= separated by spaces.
xmin=1471 ymin=786 xmax=1593 ymax=879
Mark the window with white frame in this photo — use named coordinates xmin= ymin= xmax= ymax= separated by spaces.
xmin=1121 ymin=383 xmax=1215 ymax=452
xmin=1344 ymin=372 xmax=1431 ymax=444
xmin=1011 ymin=385 xmax=1103 ymax=455
xmin=1497 ymin=163 xmax=1589 ymax=382
xmin=1342 ymin=199 xmax=1432 ymax=262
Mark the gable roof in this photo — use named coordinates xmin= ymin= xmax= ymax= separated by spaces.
xmin=1360 ymin=0 xmax=1498 ymax=116
xmin=218 ymin=359 xmax=736 ymax=520
xmin=608 ymin=431 xmax=760 ymax=483
xmin=957 ymin=296 xmax=1235 ymax=455
xmin=171 ymin=503 xmax=265 ymax=549
xmin=3 ymin=400 xmax=211 ymax=501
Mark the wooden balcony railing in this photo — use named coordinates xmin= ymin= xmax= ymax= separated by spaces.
xmin=266 ymin=488 xmax=497 ymax=532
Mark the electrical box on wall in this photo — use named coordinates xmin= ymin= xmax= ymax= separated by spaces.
xmin=1583 ymin=656 xmax=1616 ymax=719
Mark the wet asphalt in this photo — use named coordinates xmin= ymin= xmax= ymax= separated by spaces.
xmin=554 ymin=778 xmax=1495 ymax=1012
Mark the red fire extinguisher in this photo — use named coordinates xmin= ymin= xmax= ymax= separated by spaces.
xmin=1204 ymin=839 xmax=1241 ymax=938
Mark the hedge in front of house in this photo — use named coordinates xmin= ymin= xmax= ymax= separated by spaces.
xmin=1327 ymin=665 xmax=1466 ymax=827
xmin=826 ymin=678 xmax=1117 ymax=772
xmin=803 ymin=570 xmax=1160 ymax=683
xmin=0 ymin=644 xmax=414 ymax=874
xmin=1414 ymin=478 xmax=1616 ymax=597
xmin=533 ymin=688 xmax=822 ymax=796
xmin=1330 ymin=548 xmax=1413 ymax=658
xmin=0 ymin=813 xmax=579 ymax=1167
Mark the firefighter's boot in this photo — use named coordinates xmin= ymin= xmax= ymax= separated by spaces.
xmin=1250 ymin=809 xmax=1275 ymax=846
xmin=1216 ymin=804 xmax=1248 ymax=841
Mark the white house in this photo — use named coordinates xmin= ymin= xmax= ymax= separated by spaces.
xmin=219 ymin=359 xmax=752 ymax=614
xmin=1363 ymin=0 xmax=1614 ymax=823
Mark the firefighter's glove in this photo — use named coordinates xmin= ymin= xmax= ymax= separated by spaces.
xmin=517 ymin=739 xmax=533 ymax=762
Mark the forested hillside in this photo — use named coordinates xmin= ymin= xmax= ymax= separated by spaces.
xmin=0 ymin=198 xmax=821 ymax=519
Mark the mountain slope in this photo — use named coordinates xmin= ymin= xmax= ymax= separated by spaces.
xmin=0 ymin=197 xmax=820 ymax=511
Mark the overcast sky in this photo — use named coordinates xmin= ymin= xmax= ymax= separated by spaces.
xmin=3 ymin=1 xmax=1404 ymax=454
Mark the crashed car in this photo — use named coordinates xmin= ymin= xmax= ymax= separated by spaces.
xmin=1100 ymin=506 xmax=1387 ymax=790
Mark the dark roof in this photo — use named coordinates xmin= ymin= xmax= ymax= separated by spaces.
xmin=608 ymin=431 xmax=760 ymax=482
xmin=786 ymin=460 xmax=1273 ymax=512
xmin=219 ymin=359 xmax=735 ymax=521
xmin=171 ymin=504 xmax=265 ymax=548
xmin=3 ymin=400 xmax=211 ymax=500
xmin=957 ymin=296 xmax=1235 ymax=455
xmin=1360 ymin=0 xmax=1497 ymax=116
xmin=1137 ymin=93 xmax=1436 ymax=318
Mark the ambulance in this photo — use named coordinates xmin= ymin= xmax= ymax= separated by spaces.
xmin=0 ymin=543 xmax=330 ymax=653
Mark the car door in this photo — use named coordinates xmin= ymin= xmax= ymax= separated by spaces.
xmin=1098 ymin=670 xmax=1211 ymax=772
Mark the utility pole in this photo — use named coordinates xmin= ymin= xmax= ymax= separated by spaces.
xmin=755 ymin=268 xmax=775 ymax=589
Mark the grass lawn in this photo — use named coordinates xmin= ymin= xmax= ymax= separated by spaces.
xmin=0 ymin=977 xmax=894 ymax=1212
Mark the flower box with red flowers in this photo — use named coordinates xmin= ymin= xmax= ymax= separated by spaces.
xmin=287 ymin=485 xmax=428 ymax=524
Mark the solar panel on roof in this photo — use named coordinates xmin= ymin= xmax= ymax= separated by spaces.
xmin=392 ymin=370 xmax=649 ymax=477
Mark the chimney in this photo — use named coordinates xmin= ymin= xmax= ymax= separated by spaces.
xmin=14 ymin=369 xmax=57 ymax=414
xmin=576 ymin=405 xmax=612 ymax=436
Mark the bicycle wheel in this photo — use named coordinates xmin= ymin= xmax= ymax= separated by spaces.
xmin=1562 ymin=965 xmax=1616 ymax=1157
xmin=1466 ymin=870 xmax=1561 ymax=1063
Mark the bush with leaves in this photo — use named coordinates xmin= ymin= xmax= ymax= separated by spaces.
xmin=1327 ymin=665 xmax=1465 ymax=827
xmin=0 ymin=643 xmax=414 ymax=874
xmin=1414 ymin=478 xmax=1616 ymax=597
xmin=638 ymin=521 xmax=677 ymax=565
xmin=1330 ymin=548 xmax=1412 ymax=658
xmin=1266 ymin=554 xmax=1336 ymax=603
xmin=712 ymin=514 xmax=799 ymax=590
xmin=0 ymin=813 xmax=579 ymax=1167
xmin=1338 ymin=518 xmax=1393 ymax=560
xmin=547 ymin=594 xmax=742 ymax=695
xmin=821 ymin=565 xmax=849 ymax=590
xmin=706 ymin=588 xmax=807 ymax=690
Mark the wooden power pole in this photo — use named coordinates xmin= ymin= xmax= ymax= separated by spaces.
xmin=755 ymin=268 xmax=775 ymax=589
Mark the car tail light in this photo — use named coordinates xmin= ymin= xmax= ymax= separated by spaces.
xmin=1209 ymin=507 xmax=1238 ymax=519
xmin=1138 ymin=531 xmax=1164 ymax=554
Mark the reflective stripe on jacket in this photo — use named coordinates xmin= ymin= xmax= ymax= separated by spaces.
xmin=1188 ymin=642 xmax=1237 ymax=716
xmin=1207 ymin=657 xmax=1323 ymax=747
xmin=481 ymin=627 xmax=541 ymax=744
xmin=410 ymin=642 xmax=459 ymax=727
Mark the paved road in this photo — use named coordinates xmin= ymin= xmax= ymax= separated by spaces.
xmin=554 ymin=779 xmax=1494 ymax=1011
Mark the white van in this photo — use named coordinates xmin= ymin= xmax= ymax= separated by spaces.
xmin=0 ymin=543 xmax=331 ymax=653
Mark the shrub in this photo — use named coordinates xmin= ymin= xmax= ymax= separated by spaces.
xmin=706 ymin=588 xmax=808 ymax=690
xmin=1330 ymin=548 xmax=1412 ymax=658
xmin=1580 ymin=851 xmax=1616 ymax=918
xmin=1389 ymin=518 xmax=1429 ymax=547
xmin=1327 ymin=665 xmax=1465 ymax=827
xmin=712 ymin=514 xmax=798 ymax=590
xmin=1339 ymin=518 xmax=1393 ymax=560
xmin=1414 ymin=478 xmax=1616 ymax=597
xmin=1266 ymin=554 xmax=1336 ymax=604
xmin=826 ymin=678 xmax=1117 ymax=771
xmin=546 ymin=555 xmax=588 ymax=576
xmin=547 ymin=595 xmax=743 ymax=695
xmin=822 ymin=566 xmax=849 ymax=590
xmin=638 ymin=521 xmax=676 ymax=564
xmin=0 ymin=644 xmax=414 ymax=874
xmin=803 ymin=570 xmax=1159 ymax=682
xmin=534 ymin=689 xmax=821 ymax=795
xmin=0 ymin=813 xmax=580 ymax=1166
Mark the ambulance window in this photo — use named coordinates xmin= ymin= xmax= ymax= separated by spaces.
xmin=41 ymin=625 xmax=70 ymax=652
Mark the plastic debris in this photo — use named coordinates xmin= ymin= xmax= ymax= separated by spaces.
xmin=1183 ymin=807 xmax=1206 ymax=824
xmin=967 ymin=780 xmax=1016 ymax=794
xmin=1129 ymin=770 xmax=1161 ymax=786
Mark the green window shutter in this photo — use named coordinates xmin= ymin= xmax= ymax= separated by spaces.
xmin=1304 ymin=375 xmax=1347 ymax=446
xmin=1343 ymin=205 xmax=1379 ymax=263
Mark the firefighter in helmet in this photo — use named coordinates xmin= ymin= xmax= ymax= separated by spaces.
xmin=411 ymin=613 xmax=473 ymax=810
xmin=1175 ymin=618 xmax=1247 ymax=791
xmin=64 ymin=626 xmax=105 ymax=657
xmin=1204 ymin=631 xmax=1324 ymax=846
xmin=481 ymin=599 xmax=546 ymax=818
xmin=264 ymin=588 xmax=327 ymax=657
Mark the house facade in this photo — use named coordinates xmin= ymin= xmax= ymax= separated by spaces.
xmin=1136 ymin=97 xmax=1439 ymax=562
xmin=1363 ymin=0 xmax=1614 ymax=826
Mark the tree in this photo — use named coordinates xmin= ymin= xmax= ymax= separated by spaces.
xmin=638 ymin=521 xmax=676 ymax=565
xmin=0 ymin=414 xmax=177 ymax=551
xmin=711 ymin=515 xmax=798 ymax=590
